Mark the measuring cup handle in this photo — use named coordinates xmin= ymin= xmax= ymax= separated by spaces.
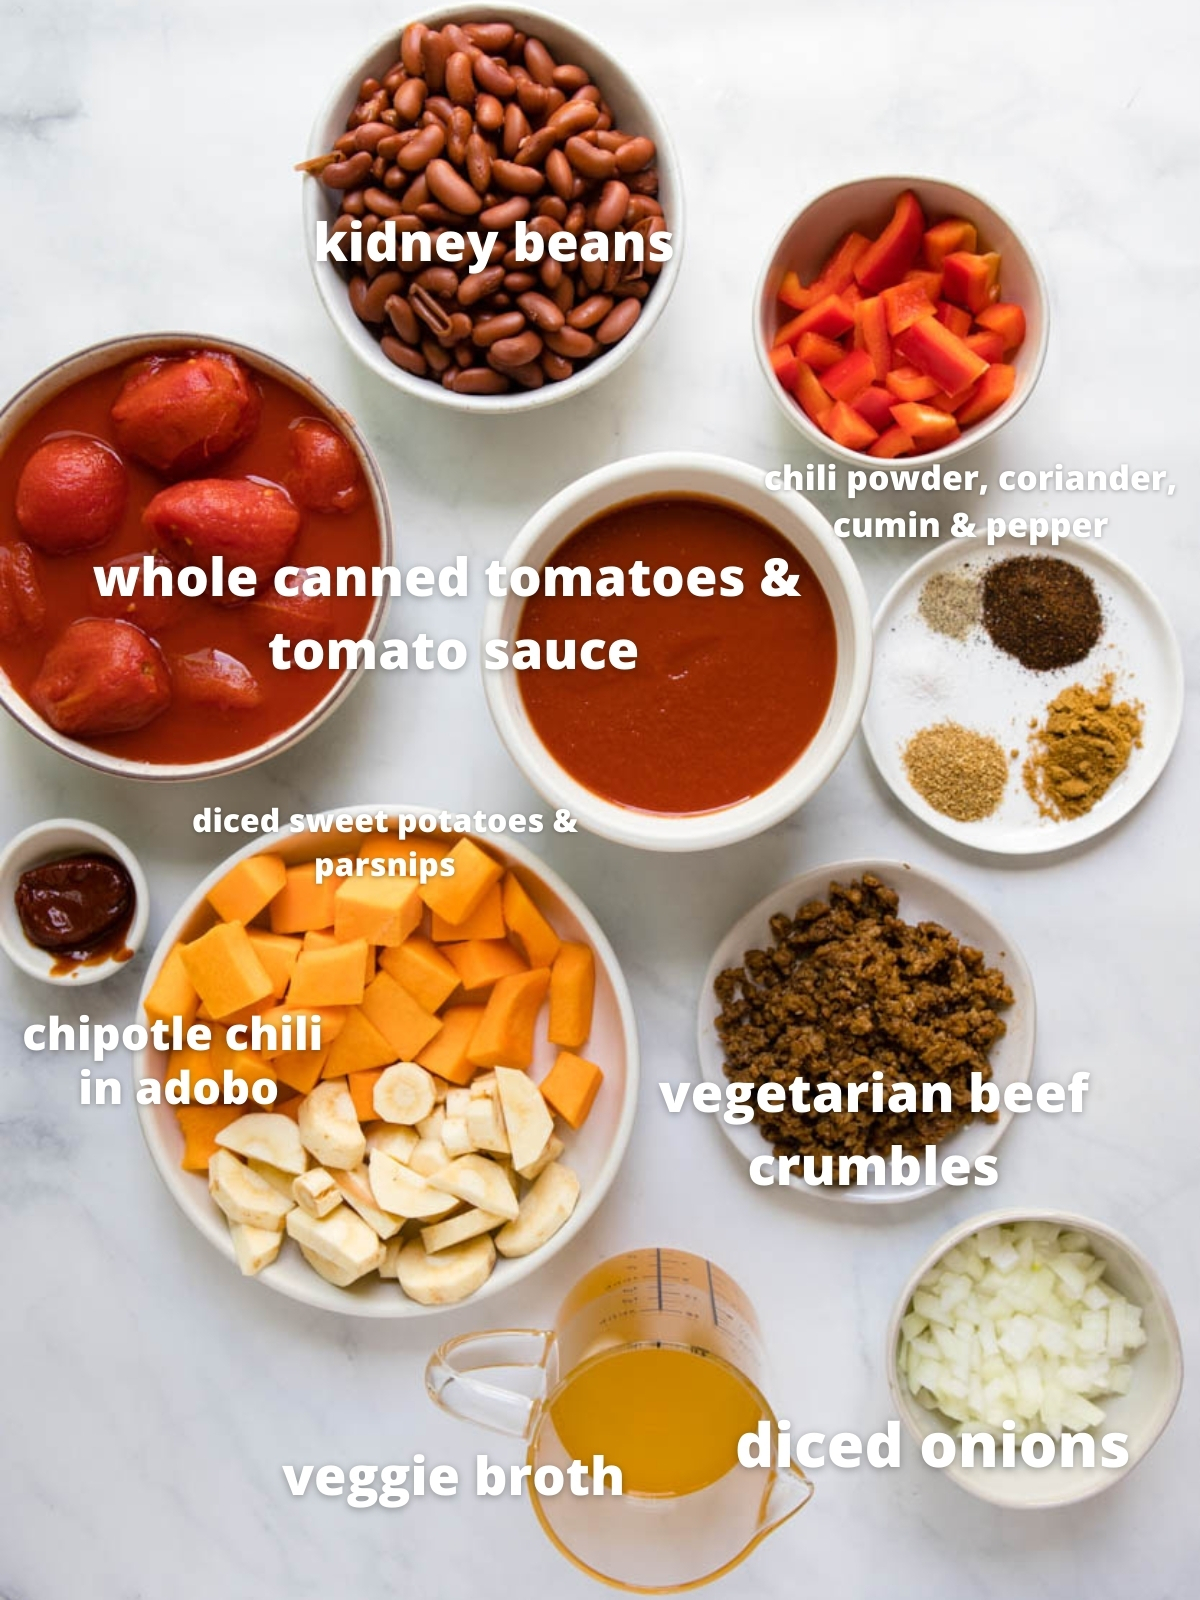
xmin=425 ymin=1329 xmax=555 ymax=1440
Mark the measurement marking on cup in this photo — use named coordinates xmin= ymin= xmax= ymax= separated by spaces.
xmin=706 ymin=1258 xmax=720 ymax=1327
xmin=656 ymin=1248 xmax=663 ymax=1312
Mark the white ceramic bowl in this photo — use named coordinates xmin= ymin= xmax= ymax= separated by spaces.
xmin=886 ymin=1207 xmax=1183 ymax=1507
xmin=0 ymin=333 xmax=393 ymax=782
xmin=133 ymin=806 xmax=639 ymax=1318
xmin=0 ymin=817 xmax=148 ymax=985
xmin=303 ymin=5 xmax=683 ymax=413
xmin=482 ymin=452 xmax=873 ymax=851
xmin=754 ymin=175 xmax=1049 ymax=467
xmin=697 ymin=858 xmax=1034 ymax=1202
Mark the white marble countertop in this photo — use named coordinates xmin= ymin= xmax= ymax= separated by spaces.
xmin=1 ymin=0 xmax=1196 ymax=1594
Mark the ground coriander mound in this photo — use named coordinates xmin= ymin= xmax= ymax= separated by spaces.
xmin=918 ymin=569 xmax=982 ymax=640
xmin=713 ymin=876 xmax=1013 ymax=1174
xmin=981 ymin=555 xmax=1103 ymax=670
xmin=903 ymin=722 xmax=1009 ymax=821
xmin=1023 ymin=674 xmax=1144 ymax=820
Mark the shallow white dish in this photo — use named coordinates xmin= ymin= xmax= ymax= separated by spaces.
xmin=696 ymin=858 xmax=1034 ymax=1204
xmin=134 ymin=805 xmax=639 ymax=1318
xmin=886 ymin=1207 xmax=1184 ymax=1508
xmin=864 ymin=536 xmax=1184 ymax=855
xmin=0 ymin=817 xmax=148 ymax=984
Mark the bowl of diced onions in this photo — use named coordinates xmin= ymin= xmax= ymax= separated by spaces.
xmin=886 ymin=1209 xmax=1182 ymax=1507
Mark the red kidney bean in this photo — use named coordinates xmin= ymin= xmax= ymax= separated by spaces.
xmin=421 ymin=31 xmax=452 ymax=92
xmin=472 ymin=311 xmax=527 ymax=347
xmin=567 ymin=293 xmax=613 ymax=330
xmin=502 ymin=102 xmax=529 ymax=157
xmin=539 ymin=257 xmax=563 ymax=290
xmin=353 ymin=121 xmax=393 ymax=151
xmin=503 ymin=271 xmax=537 ymax=292
xmin=515 ymin=125 xmax=557 ymax=167
xmin=478 ymin=194 xmax=529 ymax=230
xmin=545 ymin=147 xmax=573 ymax=201
xmin=445 ymin=50 xmax=475 ymax=103
xmin=465 ymin=132 xmax=493 ymax=193
xmin=474 ymin=54 xmax=517 ymax=98
xmin=463 ymin=21 xmax=514 ymax=52
xmin=544 ymin=326 xmax=597 ymax=359
xmin=455 ymin=366 xmax=511 ymax=394
xmin=615 ymin=135 xmax=655 ymax=173
xmin=489 ymin=330 xmax=544 ymax=368
xmin=541 ymin=349 xmax=574 ymax=381
xmin=564 ymin=136 xmax=616 ymax=180
xmin=517 ymin=80 xmax=552 ymax=117
xmin=385 ymin=294 xmax=420 ymax=342
xmin=425 ymin=157 xmax=483 ymax=214
xmin=414 ymin=266 xmax=459 ymax=298
xmin=496 ymin=356 xmax=545 ymax=388
xmin=364 ymin=186 xmax=404 ymax=218
xmin=517 ymin=290 xmax=564 ymax=331
xmin=552 ymin=63 xmax=590 ymax=91
xmin=546 ymin=99 xmax=598 ymax=140
xmin=321 ymin=151 xmax=373 ymax=189
xmin=457 ymin=265 xmax=505 ymax=305
xmin=595 ymin=298 xmax=641 ymax=343
xmin=491 ymin=158 xmax=544 ymax=196
xmin=524 ymin=37 xmax=556 ymax=86
xmin=400 ymin=23 xmax=426 ymax=75
xmin=382 ymin=334 xmax=427 ymax=376
xmin=475 ymin=92 xmax=504 ymax=131
xmin=593 ymin=179 xmax=630 ymax=232
xmin=423 ymin=338 xmax=452 ymax=373
xmin=396 ymin=124 xmax=444 ymax=171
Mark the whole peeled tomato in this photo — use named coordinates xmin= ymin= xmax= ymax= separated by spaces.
xmin=286 ymin=418 xmax=366 ymax=513
xmin=110 ymin=350 xmax=261 ymax=478
xmin=15 ymin=434 xmax=128 ymax=555
xmin=90 ymin=551 xmax=185 ymax=633
xmin=31 ymin=618 xmax=171 ymax=737
xmin=0 ymin=542 xmax=47 ymax=640
xmin=245 ymin=567 xmax=335 ymax=643
xmin=170 ymin=648 xmax=263 ymax=711
xmin=143 ymin=477 xmax=301 ymax=593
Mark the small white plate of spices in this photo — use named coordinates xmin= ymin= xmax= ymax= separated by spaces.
xmin=863 ymin=535 xmax=1183 ymax=855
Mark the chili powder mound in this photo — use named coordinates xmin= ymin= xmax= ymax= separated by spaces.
xmin=981 ymin=555 xmax=1102 ymax=670
xmin=1023 ymin=674 xmax=1143 ymax=821
xmin=713 ymin=876 xmax=1013 ymax=1170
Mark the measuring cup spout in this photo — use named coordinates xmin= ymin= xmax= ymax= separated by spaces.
xmin=756 ymin=1462 xmax=815 ymax=1544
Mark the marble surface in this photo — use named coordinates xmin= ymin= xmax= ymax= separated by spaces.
xmin=1 ymin=0 xmax=1197 ymax=1595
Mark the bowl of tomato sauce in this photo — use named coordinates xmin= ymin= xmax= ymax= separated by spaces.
xmin=482 ymin=453 xmax=872 ymax=850
xmin=0 ymin=334 xmax=392 ymax=781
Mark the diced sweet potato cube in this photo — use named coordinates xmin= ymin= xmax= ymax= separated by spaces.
xmin=287 ymin=940 xmax=369 ymax=1008
xmin=180 ymin=921 xmax=274 ymax=1020
xmin=269 ymin=862 xmax=337 ymax=934
xmin=417 ymin=1004 xmax=486 ymax=1085
xmin=347 ymin=1068 xmax=386 ymax=1122
xmin=333 ymin=876 xmax=422 ymax=947
xmin=445 ymin=938 xmax=527 ymax=992
xmin=320 ymin=1007 xmax=398 ymax=1079
xmin=430 ymin=881 xmax=505 ymax=942
xmin=539 ymin=1050 xmax=603 ymax=1129
xmin=467 ymin=968 xmax=551 ymax=1069
xmin=501 ymin=873 xmax=562 ymax=968
xmin=378 ymin=935 xmax=459 ymax=1013
xmin=206 ymin=853 xmax=287 ymax=926
xmin=548 ymin=942 xmax=595 ymax=1050
xmin=303 ymin=928 xmax=374 ymax=984
xmin=361 ymin=971 xmax=443 ymax=1059
xmin=175 ymin=1102 xmax=243 ymax=1171
xmin=256 ymin=1005 xmax=346 ymax=1055
xmin=144 ymin=942 xmax=199 ymax=1028
xmin=419 ymin=838 xmax=504 ymax=926
xmin=246 ymin=931 xmax=302 ymax=999
xmin=270 ymin=1047 xmax=330 ymax=1095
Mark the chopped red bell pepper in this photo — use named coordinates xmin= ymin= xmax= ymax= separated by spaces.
xmin=922 ymin=217 xmax=977 ymax=267
xmin=841 ymin=282 xmax=863 ymax=310
xmin=882 ymin=280 xmax=937 ymax=336
xmin=793 ymin=361 xmax=833 ymax=425
xmin=903 ymin=268 xmax=943 ymax=301
xmin=869 ymin=425 xmax=915 ymax=459
xmin=893 ymin=317 xmax=989 ymax=397
xmin=976 ymin=302 xmax=1026 ymax=352
xmin=964 ymin=329 xmax=1006 ymax=364
xmin=769 ymin=342 xmax=799 ymax=391
xmin=853 ymin=384 xmax=896 ymax=432
xmin=910 ymin=426 xmax=960 ymax=455
xmin=935 ymin=300 xmax=972 ymax=338
xmin=854 ymin=296 xmax=892 ymax=381
xmin=811 ymin=231 xmax=872 ymax=295
xmin=928 ymin=382 xmax=978 ymax=413
xmin=955 ymin=363 xmax=1015 ymax=428
xmin=820 ymin=349 xmax=875 ymax=403
xmin=941 ymin=251 xmax=1002 ymax=314
xmin=794 ymin=331 xmax=846 ymax=371
xmin=822 ymin=399 xmax=879 ymax=451
xmin=777 ymin=270 xmax=812 ymax=312
xmin=889 ymin=402 xmax=960 ymax=446
xmin=885 ymin=365 xmax=940 ymax=402
xmin=855 ymin=191 xmax=926 ymax=294
xmin=775 ymin=293 xmax=856 ymax=348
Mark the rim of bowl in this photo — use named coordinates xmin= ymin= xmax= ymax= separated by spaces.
xmin=302 ymin=3 xmax=685 ymax=414
xmin=0 ymin=816 xmax=149 ymax=985
xmin=132 ymin=803 xmax=641 ymax=1318
xmin=0 ymin=331 xmax=394 ymax=783
xmin=885 ymin=1205 xmax=1185 ymax=1508
xmin=753 ymin=173 xmax=1050 ymax=469
xmin=481 ymin=451 xmax=873 ymax=850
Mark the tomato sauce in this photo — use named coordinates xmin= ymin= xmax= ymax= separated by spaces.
xmin=517 ymin=496 xmax=838 ymax=814
xmin=0 ymin=353 xmax=380 ymax=765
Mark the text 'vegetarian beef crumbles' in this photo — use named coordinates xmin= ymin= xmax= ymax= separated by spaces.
xmin=713 ymin=876 xmax=1013 ymax=1170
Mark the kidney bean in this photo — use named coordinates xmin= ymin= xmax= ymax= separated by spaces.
xmin=626 ymin=194 xmax=663 ymax=223
xmin=457 ymin=265 xmax=505 ymax=305
xmin=580 ymin=257 xmax=607 ymax=292
xmin=475 ymin=92 xmax=504 ymax=131
xmin=564 ymin=201 xmax=587 ymax=234
xmin=455 ymin=366 xmax=512 ymax=394
xmin=517 ymin=290 xmax=565 ymax=332
xmin=517 ymin=80 xmax=552 ymax=117
xmin=594 ymin=129 xmax=627 ymax=153
xmin=595 ymin=298 xmax=641 ymax=344
xmin=353 ymin=120 xmax=393 ymax=152
xmin=501 ymin=358 xmax=545 ymax=389
xmin=421 ymin=31 xmax=452 ymax=91
xmin=465 ymin=132 xmax=493 ymax=192
xmin=472 ymin=311 xmax=527 ymax=347
xmin=422 ymin=338 xmax=452 ymax=373
xmin=564 ymin=136 xmax=616 ymax=180
xmin=536 ymin=195 xmax=568 ymax=223
xmin=552 ymin=63 xmax=590 ymax=91
xmin=523 ymin=37 xmax=556 ymax=86
xmin=478 ymin=194 xmax=529 ymax=230
xmin=341 ymin=188 xmax=366 ymax=216
xmin=464 ymin=21 xmax=514 ymax=51
xmin=396 ymin=123 xmax=444 ymax=172
xmin=382 ymin=335 xmax=427 ymax=376
xmin=615 ymin=134 xmax=655 ymax=174
xmin=567 ymin=293 xmax=613 ymax=330
xmin=542 ymin=349 xmax=574 ymax=381
xmin=515 ymin=125 xmax=557 ymax=167
xmin=425 ymin=157 xmax=483 ymax=214
xmin=445 ymin=106 xmax=471 ymax=164
xmin=414 ymin=266 xmax=459 ymax=298
xmin=545 ymin=147 xmax=573 ymax=201
xmin=539 ymin=257 xmax=563 ymax=290
xmin=544 ymin=326 xmax=597 ymax=359
xmin=377 ymin=132 xmax=405 ymax=160
xmin=475 ymin=54 xmax=517 ymax=97
xmin=333 ymin=132 xmax=359 ymax=154
xmin=502 ymin=102 xmax=529 ymax=157
xmin=364 ymin=186 xmax=405 ymax=218
xmin=547 ymin=99 xmax=599 ymax=140
xmin=614 ymin=279 xmax=650 ymax=300
xmin=553 ymin=276 xmax=576 ymax=314
xmin=492 ymin=158 xmax=544 ymax=195
xmin=629 ymin=167 xmax=659 ymax=195
xmin=385 ymin=294 xmax=420 ymax=343
xmin=401 ymin=23 xmax=426 ymax=74
xmin=503 ymin=271 xmax=538 ymax=292
xmin=321 ymin=151 xmax=373 ymax=190
xmin=593 ymin=179 xmax=631 ymax=232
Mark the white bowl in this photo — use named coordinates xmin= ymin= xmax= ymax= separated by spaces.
xmin=697 ymin=858 xmax=1034 ymax=1203
xmin=0 ymin=817 xmax=148 ymax=985
xmin=886 ymin=1207 xmax=1183 ymax=1507
xmin=133 ymin=806 xmax=639 ymax=1318
xmin=754 ymin=175 xmax=1049 ymax=467
xmin=482 ymin=452 xmax=873 ymax=851
xmin=303 ymin=5 xmax=684 ymax=414
xmin=0 ymin=333 xmax=393 ymax=782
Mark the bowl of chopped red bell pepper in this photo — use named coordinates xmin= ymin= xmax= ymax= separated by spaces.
xmin=755 ymin=176 xmax=1048 ymax=464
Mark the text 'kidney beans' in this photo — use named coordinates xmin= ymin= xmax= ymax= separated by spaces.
xmin=300 ymin=18 xmax=668 ymax=395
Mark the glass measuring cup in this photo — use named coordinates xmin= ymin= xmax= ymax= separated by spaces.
xmin=426 ymin=1247 xmax=813 ymax=1592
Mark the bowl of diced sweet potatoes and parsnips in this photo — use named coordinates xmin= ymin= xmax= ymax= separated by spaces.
xmin=134 ymin=806 xmax=638 ymax=1317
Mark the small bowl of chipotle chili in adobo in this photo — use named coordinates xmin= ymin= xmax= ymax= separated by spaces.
xmin=482 ymin=452 xmax=872 ymax=850
xmin=0 ymin=333 xmax=392 ymax=781
xmin=0 ymin=817 xmax=148 ymax=985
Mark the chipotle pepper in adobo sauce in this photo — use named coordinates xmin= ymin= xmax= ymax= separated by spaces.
xmin=15 ymin=852 xmax=135 ymax=973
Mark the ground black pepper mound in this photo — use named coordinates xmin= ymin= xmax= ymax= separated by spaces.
xmin=981 ymin=555 xmax=1103 ymax=671
xmin=713 ymin=876 xmax=1013 ymax=1167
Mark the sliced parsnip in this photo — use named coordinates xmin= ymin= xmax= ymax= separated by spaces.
xmin=395 ymin=1235 xmax=496 ymax=1305
xmin=368 ymin=1150 xmax=459 ymax=1219
xmin=427 ymin=1153 xmax=519 ymax=1221
xmin=228 ymin=1219 xmax=283 ymax=1276
xmin=373 ymin=1062 xmax=436 ymax=1125
xmin=292 ymin=1167 xmax=341 ymax=1219
xmin=298 ymin=1081 xmax=365 ymax=1170
xmin=333 ymin=1164 xmax=405 ymax=1239
xmin=209 ymin=1149 xmax=294 ymax=1231
xmin=421 ymin=1208 xmax=506 ymax=1254
xmin=495 ymin=1163 xmax=580 ymax=1258
xmin=215 ymin=1113 xmax=307 ymax=1175
xmin=286 ymin=1203 xmax=384 ymax=1282
xmin=494 ymin=1066 xmax=553 ymax=1170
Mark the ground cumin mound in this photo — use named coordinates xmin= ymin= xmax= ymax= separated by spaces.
xmin=714 ymin=876 xmax=1013 ymax=1164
